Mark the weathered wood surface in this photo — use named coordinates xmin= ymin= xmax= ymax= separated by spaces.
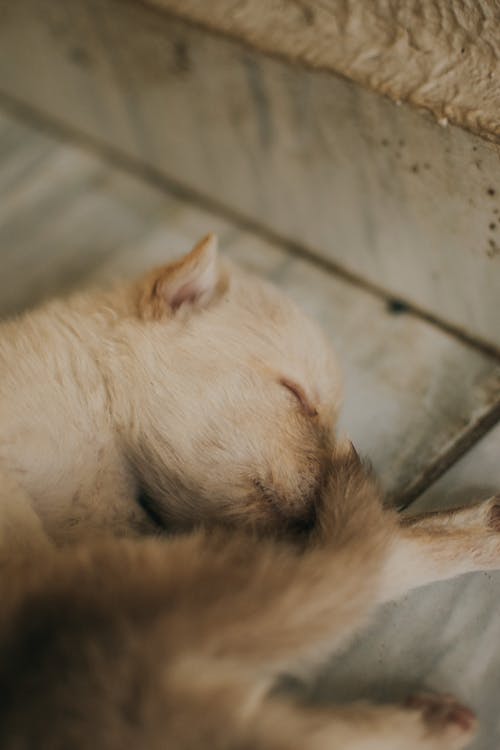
xmin=0 ymin=108 xmax=499 ymax=507
xmin=150 ymin=0 xmax=500 ymax=141
xmin=0 ymin=0 xmax=499 ymax=350
xmin=0 ymin=114 xmax=167 ymax=314
xmin=314 ymin=423 xmax=500 ymax=750
xmin=413 ymin=422 xmax=500 ymax=514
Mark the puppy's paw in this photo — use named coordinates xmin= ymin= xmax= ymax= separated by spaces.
xmin=487 ymin=494 xmax=500 ymax=532
xmin=406 ymin=692 xmax=476 ymax=748
xmin=462 ymin=494 xmax=500 ymax=532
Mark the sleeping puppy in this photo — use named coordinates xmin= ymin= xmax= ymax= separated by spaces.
xmin=0 ymin=234 xmax=341 ymax=548
xmin=1 ymin=445 xmax=498 ymax=749
xmin=1 ymin=233 xmax=498 ymax=748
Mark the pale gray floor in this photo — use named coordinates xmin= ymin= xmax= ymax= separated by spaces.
xmin=1 ymin=108 xmax=500 ymax=748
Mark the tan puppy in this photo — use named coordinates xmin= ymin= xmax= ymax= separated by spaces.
xmin=1 ymin=446 xmax=499 ymax=749
xmin=0 ymin=234 xmax=341 ymax=547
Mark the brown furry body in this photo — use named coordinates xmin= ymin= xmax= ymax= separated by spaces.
xmin=2 ymin=447 xmax=499 ymax=749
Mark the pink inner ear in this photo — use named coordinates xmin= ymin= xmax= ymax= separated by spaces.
xmin=170 ymin=281 xmax=201 ymax=311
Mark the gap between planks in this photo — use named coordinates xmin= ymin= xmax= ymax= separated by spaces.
xmin=1 ymin=89 xmax=499 ymax=508
xmin=396 ymin=398 xmax=500 ymax=510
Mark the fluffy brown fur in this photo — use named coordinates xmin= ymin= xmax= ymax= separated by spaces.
xmin=1 ymin=446 xmax=498 ymax=749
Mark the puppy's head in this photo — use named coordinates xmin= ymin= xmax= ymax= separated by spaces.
xmin=116 ymin=235 xmax=342 ymax=533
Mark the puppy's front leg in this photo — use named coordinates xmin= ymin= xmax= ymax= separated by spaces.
xmin=379 ymin=495 xmax=500 ymax=602
xmin=250 ymin=693 xmax=476 ymax=750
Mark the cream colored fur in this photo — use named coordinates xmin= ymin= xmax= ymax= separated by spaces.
xmin=0 ymin=235 xmax=341 ymax=545
xmin=2 ymin=446 xmax=498 ymax=749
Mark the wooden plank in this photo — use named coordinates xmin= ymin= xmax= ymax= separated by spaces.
xmin=410 ymin=422 xmax=500 ymax=514
xmin=1 ymin=108 xmax=497 ymax=502
xmin=312 ymin=423 xmax=500 ymax=750
xmin=147 ymin=0 xmax=500 ymax=142
xmin=0 ymin=113 xmax=169 ymax=315
xmin=0 ymin=0 xmax=499 ymax=350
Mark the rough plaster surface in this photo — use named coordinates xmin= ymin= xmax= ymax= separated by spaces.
xmin=147 ymin=0 xmax=500 ymax=142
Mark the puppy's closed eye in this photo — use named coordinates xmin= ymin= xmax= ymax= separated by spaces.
xmin=279 ymin=377 xmax=318 ymax=418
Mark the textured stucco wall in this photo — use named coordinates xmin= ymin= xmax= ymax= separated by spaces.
xmin=147 ymin=0 xmax=500 ymax=142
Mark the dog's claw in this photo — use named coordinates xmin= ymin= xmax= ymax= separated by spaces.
xmin=406 ymin=692 xmax=477 ymax=738
xmin=487 ymin=495 xmax=500 ymax=532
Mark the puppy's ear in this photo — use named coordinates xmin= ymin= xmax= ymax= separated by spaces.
xmin=138 ymin=234 xmax=225 ymax=320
